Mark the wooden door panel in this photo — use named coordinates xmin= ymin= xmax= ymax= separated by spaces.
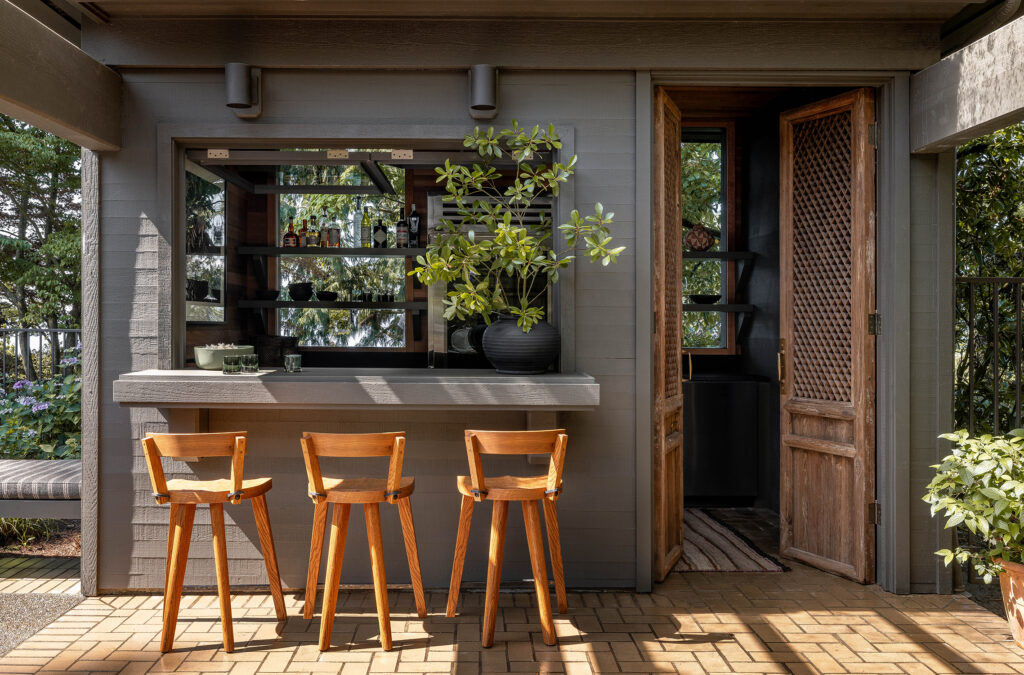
xmin=779 ymin=88 xmax=875 ymax=584
xmin=652 ymin=87 xmax=684 ymax=582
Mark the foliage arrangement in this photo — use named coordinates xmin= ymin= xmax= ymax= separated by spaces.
xmin=0 ymin=349 xmax=81 ymax=460
xmin=0 ymin=517 xmax=60 ymax=549
xmin=954 ymin=123 xmax=1024 ymax=433
xmin=680 ymin=141 xmax=726 ymax=348
xmin=923 ymin=429 xmax=1024 ymax=582
xmin=411 ymin=122 xmax=623 ymax=333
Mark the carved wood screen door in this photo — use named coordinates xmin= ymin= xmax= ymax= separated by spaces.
xmin=779 ymin=88 xmax=876 ymax=583
xmin=652 ymin=88 xmax=684 ymax=582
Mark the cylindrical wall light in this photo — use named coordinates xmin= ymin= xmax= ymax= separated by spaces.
xmin=469 ymin=64 xmax=498 ymax=120
xmin=225 ymin=62 xmax=262 ymax=119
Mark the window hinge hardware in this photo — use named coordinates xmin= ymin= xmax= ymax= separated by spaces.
xmin=207 ymin=149 xmax=230 ymax=159
xmin=868 ymin=313 xmax=881 ymax=335
xmin=391 ymin=149 xmax=414 ymax=160
xmin=326 ymin=149 xmax=349 ymax=160
xmin=868 ymin=122 xmax=878 ymax=146
xmin=868 ymin=501 xmax=882 ymax=525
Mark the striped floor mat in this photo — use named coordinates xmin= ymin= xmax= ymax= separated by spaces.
xmin=673 ymin=508 xmax=786 ymax=573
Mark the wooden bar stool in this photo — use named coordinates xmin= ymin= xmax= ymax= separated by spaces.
xmin=446 ymin=429 xmax=569 ymax=647
xmin=299 ymin=431 xmax=426 ymax=651
xmin=141 ymin=431 xmax=287 ymax=654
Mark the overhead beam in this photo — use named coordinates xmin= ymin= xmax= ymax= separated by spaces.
xmin=360 ymin=161 xmax=396 ymax=195
xmin=0 ymin=1 xmax=120 ymax=151
xmin=911 ymin=13 xmax=1024 ymax=153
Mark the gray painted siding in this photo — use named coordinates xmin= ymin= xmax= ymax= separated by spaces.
xmin=98 ymin=69 xmax=637 ymax=590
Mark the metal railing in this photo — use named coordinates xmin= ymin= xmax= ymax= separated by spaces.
xmin=955 ymin=277 xmax=1024 ymax=435
xmin=0 ymin=328 xmax=81 ymax=384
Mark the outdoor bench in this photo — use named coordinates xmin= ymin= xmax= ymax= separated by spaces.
xmin=0 ymin=458 xmax=81 ymax=519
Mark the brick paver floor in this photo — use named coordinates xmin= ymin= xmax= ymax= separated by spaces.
xmin=0 ymin=556 xmax=80 ymax=594
xmin=0 ymin=560 xmax=1020 ymax=675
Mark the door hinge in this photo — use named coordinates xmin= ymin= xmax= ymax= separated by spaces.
xmin=868 ymin=313 xmax=881 ymax=335
xmin=653 ymin=310 xmax=658 ymax=334
xmin=868 ymin=122 xmax=879 ymax=147
xmin=867 ymin=501 xmax=882 ymax=525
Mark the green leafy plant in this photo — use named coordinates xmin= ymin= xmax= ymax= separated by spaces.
xmin=0 ymin=517 xmax=59 ymax=548
xmin=411 ymin=122 xmax=624 ymax=333
xmin=923 ymin=428 xmax=1024 ymax=582
xmin=0 ymin=347 xmax=81 ymax=460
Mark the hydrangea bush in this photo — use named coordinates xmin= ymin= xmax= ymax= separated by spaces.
xmin=0 ymin=350 xmax=81 ymax=460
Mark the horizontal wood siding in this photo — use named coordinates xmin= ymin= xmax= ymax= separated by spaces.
xmin=97 ymin=69 xmax=638 ymax=590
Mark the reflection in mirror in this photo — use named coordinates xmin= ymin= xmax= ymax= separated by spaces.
xmin=185 ymin=166 xmax=226 ymax=323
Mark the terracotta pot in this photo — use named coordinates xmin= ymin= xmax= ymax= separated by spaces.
xmin=998 ymin=558 xmax=1024 ymax=648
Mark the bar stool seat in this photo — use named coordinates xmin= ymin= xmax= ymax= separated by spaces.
xmin=321 ymin=476 xmax=415 ymax=503
xmin=164 ymin=477 xmax=273 ymax=503
xmin=456 ymin=474 xmax=556 ymax=501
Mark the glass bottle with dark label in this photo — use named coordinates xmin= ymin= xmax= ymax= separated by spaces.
xmin=373 ymin=218 xmax=388 ymax=248
xmin=396 ymin=208 xmax=409 ymax=248
xmin=407 ymin=203 xmax=421 ymax=248
xmin=282 ymin=221 xmax=298 ymax=248
xmin=361 ymin=207 xmax=372 ymax=248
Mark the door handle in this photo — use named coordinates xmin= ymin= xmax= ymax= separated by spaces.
xmin=777 ymin=339 xmax=786 ymax=394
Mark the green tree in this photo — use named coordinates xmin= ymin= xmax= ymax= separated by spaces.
xmin=0 ymin=115 xmax=81 ymax=378
xmin=680 ymin=141 xmax=726 ymax=348
xmin=954 ymin=123 xmax=1024 ymax=432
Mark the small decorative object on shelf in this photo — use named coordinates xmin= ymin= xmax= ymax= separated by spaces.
xmin=186 ymin=278 xmax=209 ymax=301
xmin=288 ymin=282 xmax=314 ymax=302
xmin=360 ymin=206 xmax=372 ymax=248
xmin=284 ymin=353 xmax=302 ymax=373
xmin=684 ymin=218 xmax=716 ymax=252
xmin=221 ymin=355 xmax=242 ymax=374
xmin=240 ymin=353 xmax=259 ymax=373
xmin=689 ymin=294 xmax=721 ymax=304
xmin=408 ymin=203 xmax=421 ymax=248
xmin=396 ymin=208 xmax=409 ymax=248
xmin=297 ymin=219 xmax=309 ymax=247
xmin=194 ymin=343 xmax=254 ymax=370
xmin=373 ymin=218 xmax=388 ymax=248
xmin=319 ymin=209 xmax=331 ymax=247
xmin=282 ymin=221 xmax=299 ymax=247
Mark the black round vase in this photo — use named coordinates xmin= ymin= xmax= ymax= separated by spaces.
xmin=482 ymin=315 xmax=560 ymax=374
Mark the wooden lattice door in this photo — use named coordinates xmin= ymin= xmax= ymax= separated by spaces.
xmin=779 ymin=88 xmax=876 ymax=583
xmin=652 ymin=88 xmax=684 ymax=582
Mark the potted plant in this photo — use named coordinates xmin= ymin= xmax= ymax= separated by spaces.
xmin=923 ymin=428 xmax=1024 ymax=646
xmin=411 ymin=122 xmax=624 ymax=373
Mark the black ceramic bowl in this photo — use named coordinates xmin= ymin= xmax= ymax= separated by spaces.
xmin=186 ymin=278 xmax=209 ymax=301
xmin=315 ymin=290 xmax=338 ymax=302
xmin=689 ymin=293 xmax=721 ymax=305
xmin=288 ymin=282 xmax=314 ymax=302
xmin=254 ymin=289 xmax=280 ymax=301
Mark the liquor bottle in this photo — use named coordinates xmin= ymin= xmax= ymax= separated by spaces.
xmin=395 ymin=208 xmax=409 ymax=248
xmin=361 ymin=207 xmax=372 ymax=248
xmin=282 ymin=221 xmax=298 ymax=248
xmin=407 ymin=203 xmax=421 ymax=248
xmin=373 ymin=218 xmax=388 ymax=248
xmin=319 ymin=209 xmax=330 ymax=247
xmin=297 ymin=219 xmax=308 ymax=248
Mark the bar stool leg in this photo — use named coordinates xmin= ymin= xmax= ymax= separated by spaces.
xmin=482 ymin=500 xmax=508 ymax=648
xmin=209 ymin=503 xmax=234 ymax=652
xmin=163 ymin=503 xmax=180 ymax=624
xmin=397 ymin=497 xmax=427 ymax=618
xmin=523 ymin=500 xmax=556 ymax=646
xmin=161 ymin=503 xmax=196 ymax=653
xmin=446 ymin=495 xmax=475 ymax=617
xmin=304 ymin=500 xmax=329 ymax=620
xmin=364 ymin=502 xmax=392 ymax=651
xmin=318 ymin=503 xmax=350 ymax=651
xmin=542 ymin=499 xmax=568 ymax=614
xmin=251 ymin=494 xmax=287 ymax=620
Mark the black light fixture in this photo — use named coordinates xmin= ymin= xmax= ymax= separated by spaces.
xmin=225 ymin=62 xmax=262 ymax=120
xmin=469 ymin=64 xmax=498 ymax=120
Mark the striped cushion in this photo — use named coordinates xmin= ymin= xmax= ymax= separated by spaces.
xmin=0 ymin=459 xmax=82 ymax=500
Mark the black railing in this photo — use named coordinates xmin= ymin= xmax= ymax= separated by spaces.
xmin=955 ymin=277 xmax=1024 ymax=435
xmin=0 ymin=328 xmax=81 ymax=384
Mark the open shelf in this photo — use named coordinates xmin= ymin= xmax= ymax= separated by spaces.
xmin=238 ymin=246 xmax=426 ymax=257
xmin=682 ymin=303 xmax=755 ymax=313
xmin=239 ymin=300 xmax=427 ymax=310
xmin=682 ymin=251 xmax=755 ymax=260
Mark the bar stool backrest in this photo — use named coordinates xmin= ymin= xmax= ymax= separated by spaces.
xmin=300 ymin=432 xmax=406 ymax=503
xmin=464 ymin=429 xmax=568 ymax=501
xmin=142 ymin=431 xmax=248 ymax=505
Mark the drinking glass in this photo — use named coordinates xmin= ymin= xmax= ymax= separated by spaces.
xmin=240 ymin=353 xmax=258 ymax=373
xmin=222 ymin=355 xmax=242 ymax=374
xmin=284 ymin=354 xmax=302 ymax=373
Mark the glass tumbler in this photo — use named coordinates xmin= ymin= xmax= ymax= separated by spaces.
xmin=240 ymin=353 xmax=258 ymax=373
xmin=284 ymin=354 xmax=302 ymax=373
xmin=222 ymin=355 xmax=242 ymax=374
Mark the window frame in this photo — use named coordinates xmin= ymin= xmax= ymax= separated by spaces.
xmin=680 ymin=119 xmax=740 ymax=356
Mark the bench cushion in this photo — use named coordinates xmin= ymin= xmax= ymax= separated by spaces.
xmin=0 ymin=459 xmax=82 ymax=500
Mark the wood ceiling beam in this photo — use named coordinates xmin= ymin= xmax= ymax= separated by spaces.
xmin=911 ymin=13 xmax=1024 ymax=152
xmin=0 ymin=0 xmax=120 ymax=151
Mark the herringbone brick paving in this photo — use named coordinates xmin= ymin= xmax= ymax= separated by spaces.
xmin=1 ymin=561 xmax=1021 ymax=675
xmin=0 ymin=556 xmax=80 ymax=594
